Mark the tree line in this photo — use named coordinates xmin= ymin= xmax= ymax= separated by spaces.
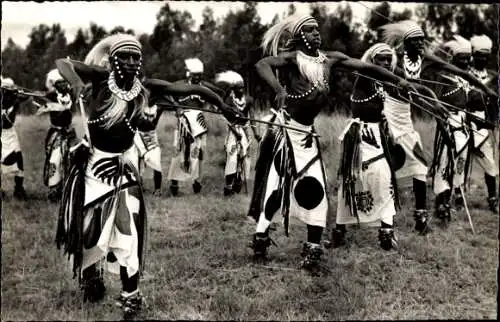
xmin=2 ymin=2 xmax=497 ymax=115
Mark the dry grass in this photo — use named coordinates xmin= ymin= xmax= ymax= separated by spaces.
xmin=1 ymin=112 xmax=498 ymax=321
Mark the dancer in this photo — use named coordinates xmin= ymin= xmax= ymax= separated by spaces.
xmin=133 ymin=100 xmax=169 ymax=197
xmin=1 ymin=76 xmax=32 ymax=200
xmin=248 ymin=15 xmax=418 ymax=269
xmin=167 ymin=58 xmax=223 ymax=196
xmin=215 ymin=70 xmax=261 ymax=196
xmin=379 ymin=20 xmax=497 ymax=233
xmin=54 ymin=34 xmax=242 ymax=318
xmin=36 ymin=69 xmax=77 ymax=202
xmin=468 ymin=34 xmax=499 ymax=213
xmin=428 ymin=35 xmax=475 ymax=225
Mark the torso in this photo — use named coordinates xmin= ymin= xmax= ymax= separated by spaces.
xmin=1 ymin=90 xmax=18 ymax=129
xmin=350 ymin=77 xmax=385 ymax=123
xmin=467 ymin=68 xmax=494 ymax=112
xmin=46 ymin=91 xmax=73 ymax=128
xmin=281 ymin=50 xmax=331 ymax=125
xmin=87 ymin=75 xmax=149 ymax=153
xmin=436 ymin=72 xmax=469 ymax=111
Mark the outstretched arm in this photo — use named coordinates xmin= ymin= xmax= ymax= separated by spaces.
xmin=329 ymin=51 xmax=406 ymax=86
xmin=144 ymin=78 xmax=243 ymax=122
xmin=201 ymin=80 xmax=226 ymax=99
xmin=425 ymin=54 xmax=496 ymax=97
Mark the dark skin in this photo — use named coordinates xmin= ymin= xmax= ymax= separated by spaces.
xmin=256 ymin=21 xmax=418 ymax=126
xmin=352 ymin=52 xmax=446 ymax=121
xmin=55 ymin=54 xmax=242 ymax=124
xmin=225 ymin=84 xmax=261 ymax=142
xmin=399 ymin=36 xmax=497 ymax=99
xmin=1 ymin=87 xmax=32 ymax=129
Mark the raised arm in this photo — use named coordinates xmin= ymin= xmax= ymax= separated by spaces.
xmin=55 ymin=58 xmax=107 ymax=94
xmin=255 ymin=52 xmax=295 ymax=108
xmin=424 ymin=53 xmax=496 ymax=97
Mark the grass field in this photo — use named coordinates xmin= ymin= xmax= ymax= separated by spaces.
xmin=1 ymin=112 xmax=498 ymax=320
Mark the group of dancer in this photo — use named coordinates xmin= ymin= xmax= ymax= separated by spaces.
xmin=1 ymin=14 xmax=498 ymax=319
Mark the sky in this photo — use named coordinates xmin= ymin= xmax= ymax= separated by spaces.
xmin=1 ymin=1 xmax=419 ymax=49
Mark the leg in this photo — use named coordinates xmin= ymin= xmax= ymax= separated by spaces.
xmin=224 ymin=173 xmax=236 ymax=196
xmin=81 ymin=264 xmax=106 ymax=303
xmin=117 ymin=266 xmax=143 ymax=318
xmin=413 ymin=177 xmax=430 ymax=234
xmin=379 ymin=216 xmax=398 ymax=251
xmin=14 ymin=152 xmax=27 ymax=200
xmin=301 ymin=225 xmax=324 ymax=269
xmin=485 ymin=174 xmax=498 ymax=213
xmin=170 ymin=179 xmax=179 ymax=196
xmin=153 ymin=171 xmax=162 ymax=196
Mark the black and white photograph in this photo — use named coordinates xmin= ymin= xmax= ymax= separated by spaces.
xmin=1 ymin=1 xmax=498 ymax=320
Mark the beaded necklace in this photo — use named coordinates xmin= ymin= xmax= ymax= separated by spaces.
xmin=107 ymin=72 xmax=142 ymax=102
xmin=469 ymin=68 xmax=490 ymax=85
xmin=87 ymin=72 xmax=141 ymax=134
xmin=231 ymin=92 xmax=246 ymax=111
xmin=403 ymin=52 xmax=422 ymax=80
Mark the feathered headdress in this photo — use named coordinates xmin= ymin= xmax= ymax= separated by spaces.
xmin=261 ymin=14 xmax=317 ymax=56
xmin=84 ymin=33 xmax=142 ymax=68
xmin=184 ymin=58 xmax=204 ymax=74
xmin=45 ymin=69 xmax=64 ymax=92
xmin=360 ymin=43 xmax=397 ymax=71
xmin=215 ymin=70 xmax=244 ymax=87
xmin=441 ymin=35 xmax=471 ymax=57
xmin=470 ymin=34 xmax=492 ymax=54
xmin=1 ymin=76 xmax=15 ymax=87
xmin=379 ymin=20 xmax=425 ymax=48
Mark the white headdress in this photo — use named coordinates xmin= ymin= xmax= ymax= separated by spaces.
xmin=1 ymin=76 xmax=15 ymax=87
xmin=45 ymin=69 xmax=65 ymax=92
xmin=215 ymin=71 xmax=244 ymax=87
xmin=470 ymin=35 xmax=492 ymax=54
xmin=360 ymin=43 xmax=397 ymax=71
xmin=261 ymin=14 xmax=317 ymax=56
xmin=184 ymin=58 xmax=204 ymax=74
xmin=380 ymin=20 xmax=425 ymax=48
xmin=442 ymin=35 xmax=471 ymax=57
xmin=84 ymin=33 xmax=142 ymax=69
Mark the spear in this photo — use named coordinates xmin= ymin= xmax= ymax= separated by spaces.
xmin=158 ymin=103 xmax=320 ymax=137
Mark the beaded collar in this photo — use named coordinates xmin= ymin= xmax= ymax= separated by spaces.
xmin=107 ymin=72 xmax=142 ymax=102
xmin=231 ymin=92 xmax=246 ymax=111
xmin=296 ymin=50 xmax=327 ymax=64
xmin=403 ymin=52 xmax=422 ymax=80
xmin=56 ymin=92 xmax=72 ymax=109
xmin=288 ymin=50 xmax=329 ymax=99
xmin=469 ymin=68 xmax=490 ymax=85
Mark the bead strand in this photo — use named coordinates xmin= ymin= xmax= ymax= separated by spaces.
xmin=124 ymin=117 xmax=137 ymax=134
xmin=287 ymin=79 xmax=329 ymax=100
xmin=442 ymin=86 xmax=462 ymax=97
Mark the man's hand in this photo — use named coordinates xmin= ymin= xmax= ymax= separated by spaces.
xmin=398 ymin=79 xmax=418 ymax=96
xmin=275 ymin=87 xmax=288 ymax=109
